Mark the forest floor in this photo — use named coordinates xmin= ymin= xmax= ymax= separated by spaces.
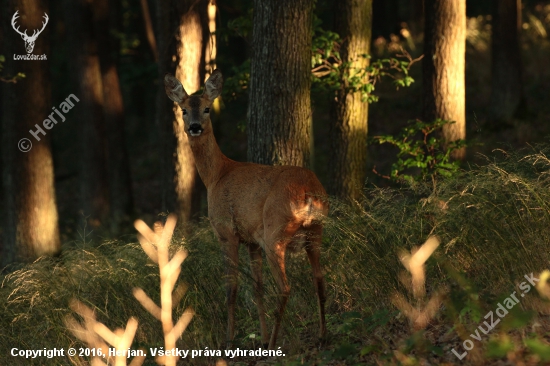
xmin=3 ymin=143 xmax=550 ymax=365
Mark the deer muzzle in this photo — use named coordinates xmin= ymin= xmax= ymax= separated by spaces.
xmin=188 ymin=123 xmax=203 ymax=136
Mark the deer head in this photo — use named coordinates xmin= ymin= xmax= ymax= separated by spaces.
xmin=11 ymin=11 xmax=49 ymax=54
xmin=164 ymin=70 xmax=223 ymax=137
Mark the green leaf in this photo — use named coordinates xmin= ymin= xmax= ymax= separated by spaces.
xmin=333 ymin=343 xmax=357 ymax=359
xmin=525 ymin=338 xmax=550 ymax=361
xmin=486 ymin=336 xmax=514 ymax=359
xmin=360 ymin=345 xmax=380 ymax=356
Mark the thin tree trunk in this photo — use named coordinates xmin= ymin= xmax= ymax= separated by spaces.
xmin=92 ymin=0 xmax=134 ymax=233
xmin=204 ymin=0 xmax=217 ymax=78
xmin=329 ymin=0 xmax=373 ymax=200
xmin=203 ymin=1 xmax=219 ymax=127
xmin=248 ymin=0 xmax=314 ymax=168
xmin=64 ymin=0 xmax=110 ymax=228
xmin=489 ymin=0 xmax=525 ymax=124
xmin=172 ymin=0 xmax=208 ymax=223
xmin=423 ymin=0 xmax=466 ymax=160
xmin=1 ymin=0 xmax=60 ymax=266
xmin=204 ymin=0 xmax=222 ymax=172
xmin=155 ymin=0 xmax=178 ymax=215
xmin=140 ymin=0 xmax=158 ymax=61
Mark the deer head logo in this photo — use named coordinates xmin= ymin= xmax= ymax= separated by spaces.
xmin=11 ymin=11 xmax=49 ymax=54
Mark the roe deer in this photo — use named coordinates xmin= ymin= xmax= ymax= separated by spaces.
xmin=164 ymin=70 xmax=328 ymax=349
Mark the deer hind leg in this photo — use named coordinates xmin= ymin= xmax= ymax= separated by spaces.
xmin=247 ymin=242 xmax=269 ymax=348
xmin=306 ymin=224 xmax=326 ymax=340
xmin=220 ymin=235 xmax=240 ymax=348
xmin=266 ymin=241 xmax=290 ymax=350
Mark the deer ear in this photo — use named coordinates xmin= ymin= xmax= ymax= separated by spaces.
xmin=203 ymin=70 xmax=223 ymax=102
xmin=164 ymin=74 xmax=188 ymax=103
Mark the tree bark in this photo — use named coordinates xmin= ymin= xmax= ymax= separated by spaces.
xmin=92 ymin=0 xmax=134 ymax=233
xmin=204 ymin=1 xmax=221 ymax=143
xmin=329 ymin=0 xmax=373 ymax=200
xmin=248 ymin=0 xmax=314 ymax=168
xmin=155 ymin=0 xmax=209 ymax=222
xmin=1 ymin=0 xmax=60 ymax=266
xmin=489 ymin=0 xmax=525 ymax=124
xmin=423 ymin=0 xmax=466 ymax=160
xmin=204 ymin=0 xmax=217 ymax=77
xmin=172 ymin=0 xmax=209 ymax=223
xmin=64 ymin=0 xmax=110 ymax=228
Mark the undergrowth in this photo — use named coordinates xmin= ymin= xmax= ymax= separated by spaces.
xmin=2 ymin=144 xmax=550 ymax=365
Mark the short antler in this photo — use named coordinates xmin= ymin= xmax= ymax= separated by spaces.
xmin=11 ymin=11 xmax=27 ymax=38
xmin=27 ymin=13 xmax=49 ymax=41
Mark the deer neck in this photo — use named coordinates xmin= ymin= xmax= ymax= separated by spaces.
xmin=188 ymin=127 xmax=230 ymax=188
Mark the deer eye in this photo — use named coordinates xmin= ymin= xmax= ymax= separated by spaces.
xmin=182 ymin=108 xmax=187 ymax=115
xmin=204 ymin=108 xmax=210 ymax=114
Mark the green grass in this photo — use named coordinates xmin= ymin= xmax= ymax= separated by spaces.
xmin=3 ymin=144 xmax=550 ymax=365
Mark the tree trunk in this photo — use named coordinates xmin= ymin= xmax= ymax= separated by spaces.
xmin=1 ymin=0 xmax=60 ymax=266
xmin=155 ymin=0 xmax=178 ymax=215
xmin=329 ymin=0 xmax=373 ymax=200
xmin=248 ymin=0 xmax=314 ymax=168
xmin=64 ymin=0 xmax=110 ymax=229
xmin=92 ymin=0 xmax=134 ymax=233
xmin=204 ymin=1 xmax=222 ymax=151
xmin=489 ymin=0 xmax=525 ymax=124
xmin=140 ymin=0 xmax=158 ymax=61
xmin=204 ymin=0 xmax=217 ymax=77
xmin=423 ymin=0 xmax=466 ymax=160
xmin=171 ymin=0 xmax=209 ymax=223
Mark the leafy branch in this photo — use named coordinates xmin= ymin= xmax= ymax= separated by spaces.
xmin=0 ymin=55 xmax=25 ymax=83
xmin=311 ymin=21 xmax=423 ymax=103
xmin=372 ymin=119 xmax=467 ymax=183
xmin=220 ymin=15 xmax=421 ymax=104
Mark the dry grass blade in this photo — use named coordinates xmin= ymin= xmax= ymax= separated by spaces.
xmin=400 ymin=237 xmax=440 ymax=299
xmin=137 ymin=233 xmax=159 ymax=264
xmin=65 ymin=299 xmax=143 ymax=366
xmin=134 ymin=219 xmax=161 ymax=245
xmin=170 ymin=308 xmax=195 ymax=339
xmin=133 ymin=288 xmax=162 ymax=320
xmin=172 ymin=283 xmax=189 ymax=308
xmin=392 ymin=236 xmax=444 ymax=331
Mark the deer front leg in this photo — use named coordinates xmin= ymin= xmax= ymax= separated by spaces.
xmin=248 ymin=243 xmax=269 ymax=348
xmin=221 ymin=236 xmax=240 ymax=349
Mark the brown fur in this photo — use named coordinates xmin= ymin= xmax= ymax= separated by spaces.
xmin=164 ymin=70 xmax=328 ymax=349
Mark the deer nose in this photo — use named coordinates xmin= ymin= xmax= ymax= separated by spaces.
xmin=188 ymin=123 xmax=203 ymax=136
